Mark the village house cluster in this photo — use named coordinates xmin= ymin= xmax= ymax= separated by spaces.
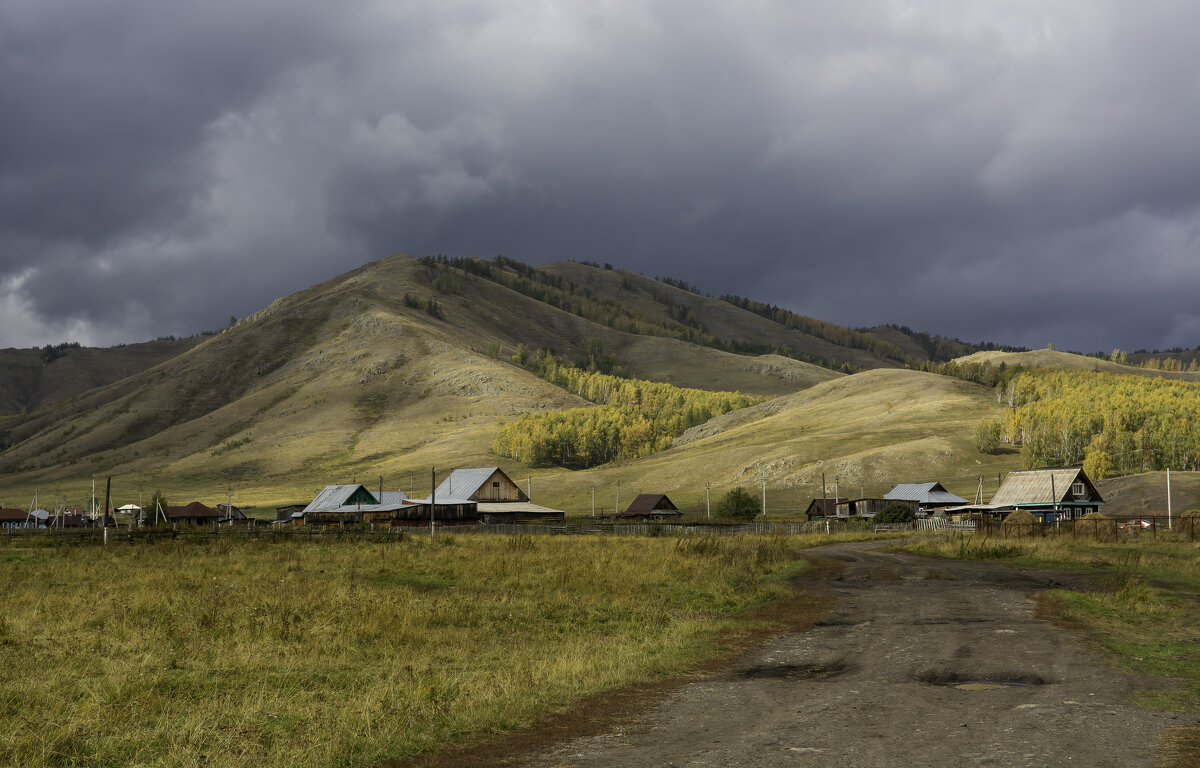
xmin=804 ymin=468 xmax=1104 ymax=522
xmin=1 ymin=466 xmax=1104 ymax=530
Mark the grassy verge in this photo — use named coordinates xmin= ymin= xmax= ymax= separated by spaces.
xmin=898 ymin=533 xmax=1200 ymax=767
xmin=0 ymin=531 xmax=852 ymax=767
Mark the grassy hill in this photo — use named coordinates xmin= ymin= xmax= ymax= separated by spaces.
xmin=523 ymin=368 xmax=1021 ymax=516
xmin=541 ymin=262 xmax=907 ymax=370
xmin=1097 ymin=471 xmax=1200 ymax=518
xmin=0 ymin=255 xmax=869 ymax=510
xmin=0 ymin=337 xmax=204 ymax=418
xmin=954 ymin=348 xmax=1200 ymax=381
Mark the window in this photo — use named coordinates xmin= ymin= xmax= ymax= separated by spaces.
xmin=1072 ymin=482 xmax=1085 ymax=499
xmin=492 ymin=482 xmax=500 ymax=489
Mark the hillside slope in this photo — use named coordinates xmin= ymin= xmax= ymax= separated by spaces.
xmin=0 ymin=337 xmax=204 ymax=418
xmin=0 ymin=255 xmax=849 ymax=506
xmin=954 ymin=348 xmax=1200 ymax=381
xmin=542 ymin=262 xmax=905 ymax=370
xmin=528 ymin=368 xmax=1022 ymax=516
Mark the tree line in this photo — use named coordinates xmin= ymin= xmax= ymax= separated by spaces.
xmin=972 ymin=369 xmax=1200 ymax=479
xmin=492 ymin=350 xmax=761 ymax=468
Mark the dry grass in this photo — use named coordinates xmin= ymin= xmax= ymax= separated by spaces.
xmin=0 ymin=532 xmax=841 ymax=767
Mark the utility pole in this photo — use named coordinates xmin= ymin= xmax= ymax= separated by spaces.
xmin=227 ymin=483 xmax=232 ymax=526
xmin=615 ymin=480 xmax=620 ymax=515
xmin=1168 ymin=467 xmax=1173 ymax=529
xmin=591 ymin=485 xmax=595 ymax=517
xmin=761 ymin=467 xmax=766 ymax=517
xmin=103 ymin=477 xmax=111 ymax=546
xmin=706 ymin=481 xmax=711 ymax=520
xmin=821 ymin=472 xmax=827 ymax=516
xmin=409 ymin=473 xmax=414 ymax=497
xmin=527 ymin=476 xmax=531 ymax=501
xmin=430 ymin=467 xmax=436 ymax=539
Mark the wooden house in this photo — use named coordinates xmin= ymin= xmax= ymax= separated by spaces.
xmin=0 ymin=508 xmax=37 ymax=529
xmin=434 ymin=468 xmax=564 ymax=523
xmin=167 ymin=502 xmax=222 ymax=525
xmin=805 ymin=497 xmax=848 ymax=519
xmin=620 ymin=494 xmax=682 ymax=520
xmin=433 ymin=468 xmax=529 ymax=502
xmin=987 ymin=468 xmax=1104 ymax=522
xmin=298 ymin=484 xmax=480 ymax=527
xmin=884 ymin=483 xmax=969 ymax=516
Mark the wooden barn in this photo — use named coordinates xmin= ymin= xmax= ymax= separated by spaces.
xmin=433 ymin=467 xmax=529 ymax=502
xmin=434 ymin=468 xmax=565 ymax=523
xmin=805 ymin=497 xmax=848 ymax=519
xmin=987 ymin=468 xmax=1104 ymax=522
xmin=884 ymin=483 xmax=969 ymax=516
xmin=620 ymin=494 xmax=682 ymax=520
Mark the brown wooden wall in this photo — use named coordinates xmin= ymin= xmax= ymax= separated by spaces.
xmin=472 ymin=470 xmax=528 ymax=502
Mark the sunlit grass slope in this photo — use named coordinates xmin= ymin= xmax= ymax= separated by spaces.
xmin=955 ymin=348 xmax=1200 ymax=381
xmin=0 ymin=255 xmax=851 ymax=508
xmin=527 ymin=368 xmax=1023 ymax=516
xmin=0 ymin=533 xmax=814 ymax=768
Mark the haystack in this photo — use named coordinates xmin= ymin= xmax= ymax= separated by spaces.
xmin=1074 ymin=511 xmax=1116 ymax=540
xmin=999 ymin=509 xmax=1042 ymax=538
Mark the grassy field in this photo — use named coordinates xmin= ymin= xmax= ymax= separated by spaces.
xmin=0 ymin=530 xmax=875 ymax=767
xmin=899 ymin=533 xmax=1200 ymax=767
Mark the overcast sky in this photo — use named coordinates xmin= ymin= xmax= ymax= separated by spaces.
xmin=3 ymin=1 xmax=1199 ymax=354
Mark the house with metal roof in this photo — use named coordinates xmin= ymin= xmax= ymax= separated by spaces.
xmin=883 ymin=483 xmax=969 ymax=515
xmin=434 ymin=468 xmax=529 ymax=502
xmin=433 ymin=468 xmax=565 ymax=524
xmin=297 ymin=483 xmax=482 ymax=527
xmin=987 ymin=468 xmax=1104 ymax=522
xmin=620 ymin=494 xmax=682 ymax=520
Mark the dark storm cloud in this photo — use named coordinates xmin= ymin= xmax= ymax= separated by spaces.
xmin=3 ymin=1 xmax=1199 ymax=352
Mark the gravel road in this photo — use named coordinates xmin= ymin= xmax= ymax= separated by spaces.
xmin=525 ymin=540 xmax=1190 ymax=768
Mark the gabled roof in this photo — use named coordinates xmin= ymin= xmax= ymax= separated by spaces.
xmin=302 ymin=485 xmax=380 ymax=515
xmin=433 ymin=467 xmax=528 ymax=501
xmin=0 ymin=508 xmax=33 ymax=522
xmin=167 ymin=502 xmax=221 ymax=519
xmin=884 ymin=482 xmax=968 ymax=506
xmin=805 ymin=497 xmax=848 ymax=515
xmin=989 ymin=468 xmax=1103 ymax=507
xmin=622 ymin=493 xmax=680 ymax=515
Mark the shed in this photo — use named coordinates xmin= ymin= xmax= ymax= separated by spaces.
xmin=216 ymin=503 xmax=248 ymax=522
xmin=833 ymin=498 xmax=899 ymax=519
xmin=805 ymin=497 xmax=848 ymax=519
xmin=987 ymin=468 xmax=1104 ymax=522
xmin=275 ymin=504 xmax=306 ymax=522
xmin=620 ymin=494 xmax=681 ymax=520
xmin=434 ymin=468 xmax=529 ymax=502
xmin=884 ymin=483 xmax=969 ymax=515
xmin=477 ymin=502 xmax=566 ymax=525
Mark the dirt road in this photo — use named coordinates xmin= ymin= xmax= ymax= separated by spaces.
xmin=525 ymin=541 xmax=1188 ymax=768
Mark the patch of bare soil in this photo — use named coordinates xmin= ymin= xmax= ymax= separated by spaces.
xmin=515 ymin=541 xmax=1195 ymax=768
